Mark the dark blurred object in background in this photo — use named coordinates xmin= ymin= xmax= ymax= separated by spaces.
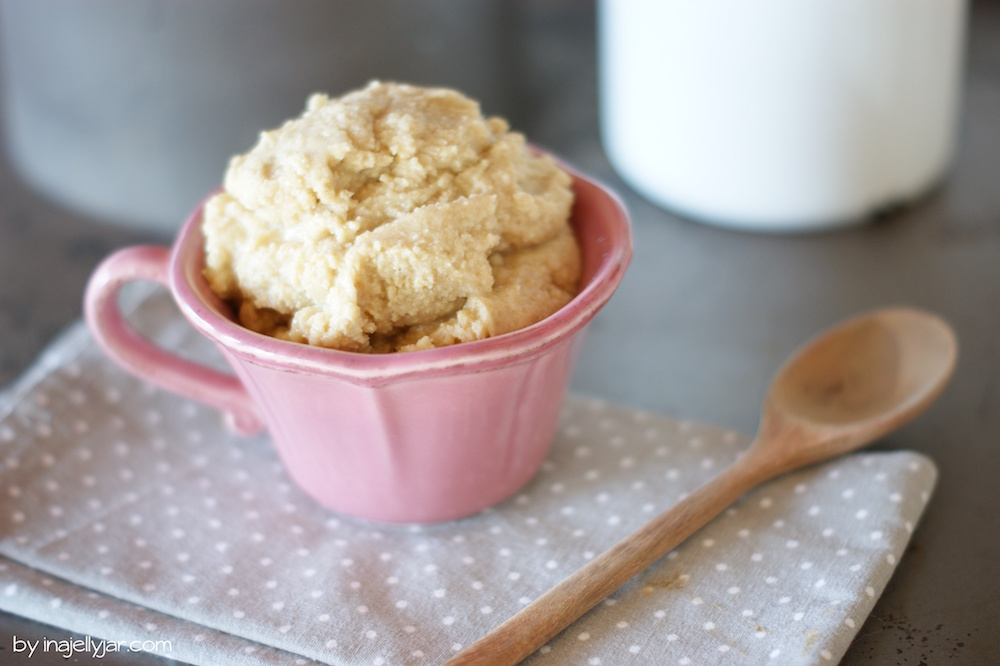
xmin=0 ymin=0 xmax=517 ymax=234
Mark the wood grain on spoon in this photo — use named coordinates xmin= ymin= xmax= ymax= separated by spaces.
xmin=445 ymin=307 xmax=957 ymax=666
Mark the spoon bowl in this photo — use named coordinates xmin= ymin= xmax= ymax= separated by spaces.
xmin=447 ymin=307 xmax=958 ymax=666
xmin=753 ymin=306 xmax=958 ymax=475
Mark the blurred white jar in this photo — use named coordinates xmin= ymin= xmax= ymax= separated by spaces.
xmin=598 ymin=0 xmax=967 ymax=232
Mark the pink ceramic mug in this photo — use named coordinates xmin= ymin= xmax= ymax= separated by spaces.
xmin=84 ymin=167 xmax=632 ymax=524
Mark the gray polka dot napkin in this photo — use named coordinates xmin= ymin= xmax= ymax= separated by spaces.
xmin=0 ymin=293 xmax=936 ymax=665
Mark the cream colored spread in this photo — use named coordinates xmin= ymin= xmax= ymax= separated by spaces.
xmin=201 ymin=81 xmax=580 ymax=353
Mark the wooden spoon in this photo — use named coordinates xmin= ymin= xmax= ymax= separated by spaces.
xmin=446 ymin=306 xmax=957 ymax=666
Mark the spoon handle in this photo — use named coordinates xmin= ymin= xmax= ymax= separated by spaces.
xmin=444 ymin=456 xmax=768 ymax=666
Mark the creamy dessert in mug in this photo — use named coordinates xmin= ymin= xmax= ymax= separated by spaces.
xmin=201 ymin=81 xmax=580 ymax=353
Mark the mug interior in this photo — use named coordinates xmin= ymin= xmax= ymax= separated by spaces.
xmin=170 ymin=169 xmax=632 ymax=382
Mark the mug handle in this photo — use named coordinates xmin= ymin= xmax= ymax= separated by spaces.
xmin=84 ymin=245 xmax=264 ymax=435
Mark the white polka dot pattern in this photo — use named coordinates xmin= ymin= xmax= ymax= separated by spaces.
xmin=0 ymin=294 xmax=938 ymax=665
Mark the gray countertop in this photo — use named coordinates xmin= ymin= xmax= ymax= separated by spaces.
xmin=1 ymin=1 xmax=998 ymax=663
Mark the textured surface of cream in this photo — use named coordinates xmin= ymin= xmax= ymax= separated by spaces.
xmin=202 ymin=82 xmax=579 ymax=353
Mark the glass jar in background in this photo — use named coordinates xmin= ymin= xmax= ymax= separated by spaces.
xmin=598 ymin=0 xmax=968 ymax=232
